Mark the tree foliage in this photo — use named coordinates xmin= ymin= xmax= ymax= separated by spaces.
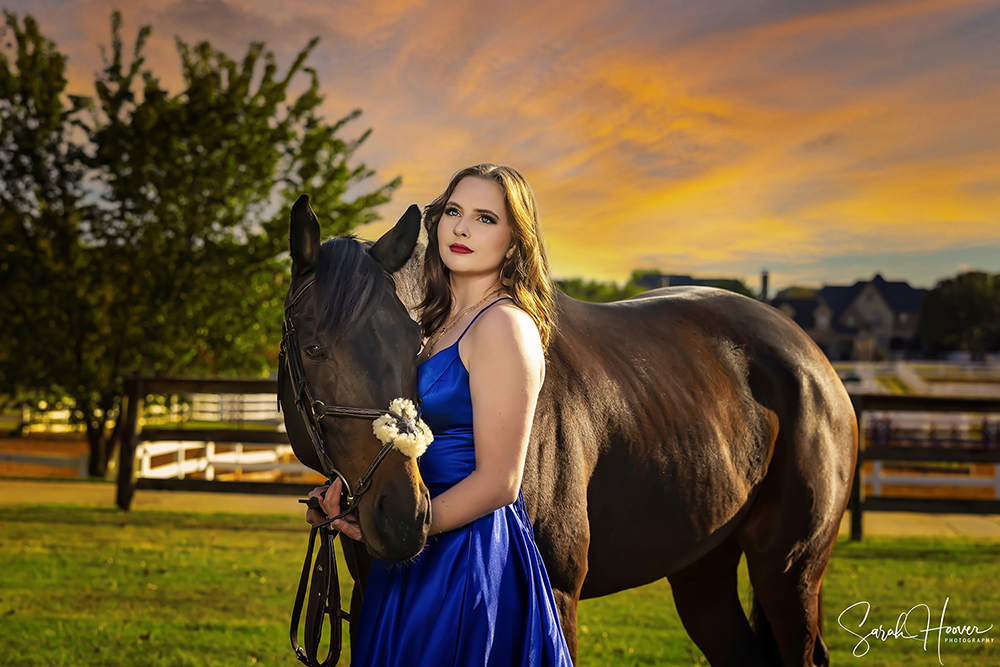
xmin=1 ymin=13 xmax=92 ymax=411
xmin=0 ymin=11 xmax=398 ymax=474
xmin=773 ymin=286 xmax=817 ymax=300
xmin=555 ymin=277 xmax=645 ymax=303
xmin=917 ymin=271 xmax=1000 ymax=359
xmin=556 ymin=269 xmax=755 ymax=303
xmin=710 ymin=278 xmax=755 ymax=299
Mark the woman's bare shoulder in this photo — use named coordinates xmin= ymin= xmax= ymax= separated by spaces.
xmin=460 ymin=299 xmax=543 ymax=376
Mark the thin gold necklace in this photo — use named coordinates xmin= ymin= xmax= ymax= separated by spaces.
xmin=425 ymin=286 xmax=504 ymax=355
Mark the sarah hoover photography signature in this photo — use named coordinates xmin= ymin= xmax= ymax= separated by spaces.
xmin=838 ymin=597 xmax=993 ymax=664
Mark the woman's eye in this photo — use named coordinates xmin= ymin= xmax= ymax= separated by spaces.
xmin=444 ymin=206 xmax=493 ymax=224
xmin=305 ymin=344 xmax=324 ymax=359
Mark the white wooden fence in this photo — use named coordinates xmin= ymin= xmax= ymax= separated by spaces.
xmin=868 ymin=459 xmax=1000 ymax=497
xmin=134 ymin=441 xmax=308 ymax=480
xmin=129 ymin=391 xmax=309 ymax=480
xmin=860 ymin=409 xmax=1000 ymax=500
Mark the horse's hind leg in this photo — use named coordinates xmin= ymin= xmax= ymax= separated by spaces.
xmin=737 ymin=437 xmax=845 ymax=667
xmin=668 ymin=534 xmax=771 ymax=667
xmin=740 ymin=533 xmax=834 ymax=667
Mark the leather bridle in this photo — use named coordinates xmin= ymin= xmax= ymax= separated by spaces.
xmin=279 ymin=276 xmax=410 ymax=510
xmin=278 ymin=275 xmax=419 ymax=667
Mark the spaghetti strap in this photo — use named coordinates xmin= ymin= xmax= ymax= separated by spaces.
xmin=456 ymin=296 xmax=513 ymax=343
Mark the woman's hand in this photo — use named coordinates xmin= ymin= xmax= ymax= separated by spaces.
xmin=305 ymin=478 xmax=364 ymax=542
xmin=304 ymin=484 xmax=329 ymax=527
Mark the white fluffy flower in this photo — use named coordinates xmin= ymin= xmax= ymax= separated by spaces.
xmin=388 ymin=397 xmax=418 ymax=420
xmin=372 ymin=397 xmax=433 ymax=458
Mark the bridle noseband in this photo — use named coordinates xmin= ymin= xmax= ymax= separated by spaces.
xmin=278 ymin=275 xmax=423 ymax=667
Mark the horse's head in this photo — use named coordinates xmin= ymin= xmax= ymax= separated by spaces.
xmin=280 ymin=194 xmax=431 ymax=560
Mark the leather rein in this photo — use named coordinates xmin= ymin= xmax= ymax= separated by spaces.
xmin=278 ymin=276 xmax=413 ymax=667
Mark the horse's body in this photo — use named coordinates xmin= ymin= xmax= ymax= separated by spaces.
xmin=283 ymin=200 xmax=857 ymax=667
xmin=519 ymin=287 xmax=856 ymax=667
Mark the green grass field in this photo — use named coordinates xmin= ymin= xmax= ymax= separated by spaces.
xmin=1 ymin=505 xmax=997 ymax=666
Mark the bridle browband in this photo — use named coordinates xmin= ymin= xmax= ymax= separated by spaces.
xmin=278 ymin=275 xmax=420 ymax=667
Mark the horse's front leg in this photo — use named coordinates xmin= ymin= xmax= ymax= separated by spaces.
xmin=552 ymin=587 xmax=582 ymax=661
xmin=536 ymin=498 xmax=590 ymax=664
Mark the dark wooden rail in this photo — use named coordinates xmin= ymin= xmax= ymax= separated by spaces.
xmin=116 ymin=380 xmax=1000 ymax=530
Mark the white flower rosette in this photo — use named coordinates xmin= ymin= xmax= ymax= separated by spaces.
xmin=372 ymin=397 xmax=433 ymax=458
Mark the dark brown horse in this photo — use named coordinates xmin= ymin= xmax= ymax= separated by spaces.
xmin=282 ymin=196 xmax=858 ymax=667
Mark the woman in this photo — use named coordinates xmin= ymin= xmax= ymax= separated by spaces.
xmin=306 ymin=163 xmax=572 ymax=666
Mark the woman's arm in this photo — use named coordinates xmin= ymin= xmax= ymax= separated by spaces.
xmin=427 ymin=304 xmax=544 ymax=536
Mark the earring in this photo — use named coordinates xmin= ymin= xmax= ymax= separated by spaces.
xmin=500 ymin=252 xmax=515 ymax=287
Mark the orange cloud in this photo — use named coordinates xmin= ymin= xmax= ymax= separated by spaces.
xmin=13 ymin=0 xmax=1000 ymax=290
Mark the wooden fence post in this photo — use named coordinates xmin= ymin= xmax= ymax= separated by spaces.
xmin=115 ymin=378 xmax=143 ymax=510
xmin=850 ymin=395 xmax=864 ymax=541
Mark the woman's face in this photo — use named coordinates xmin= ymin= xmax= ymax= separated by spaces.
xmin=437 ymin=176 xmax=513 ymax=280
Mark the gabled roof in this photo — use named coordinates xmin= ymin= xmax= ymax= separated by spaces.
xmin=770 ymin=297 xmax=821 ymax=329
xmin=870 ymin=274 xmax=927 ymax=313
xmin=817 ymin=273 xmax=926 ymax=317
xmin=816 ymin=283 xmax=865 ymax=318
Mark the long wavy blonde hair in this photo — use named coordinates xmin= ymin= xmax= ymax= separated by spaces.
xmin=418 ymin=164 xmax=556 ymax=352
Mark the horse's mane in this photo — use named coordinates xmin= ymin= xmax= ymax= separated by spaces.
xmin=314 ymin=234 xmax=426 ymax=340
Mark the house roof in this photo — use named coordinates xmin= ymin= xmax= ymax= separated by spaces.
xmin=870 ymin=274 xmax=927 ymax=313
xmin=815 ymin=283 xmax=865 ymax=317
xmin=770 ymin=297 xmax=821 ymax=329
xmin=817 ymin=273 xmax=926 ymax=317
xmin=635 ymin=273 xmax=731 ymax=289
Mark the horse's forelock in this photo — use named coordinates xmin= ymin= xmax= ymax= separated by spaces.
xmin=314 ymin=236 xmax=425 ymax=340
xmin=314 ymin=236 xmax=381 ymax=339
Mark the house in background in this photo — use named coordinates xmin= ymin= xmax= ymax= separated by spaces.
xmin=769 ymin=273 xmax=927 ymax=361
xmin=635 ymin=273 xmax=723 ymax=289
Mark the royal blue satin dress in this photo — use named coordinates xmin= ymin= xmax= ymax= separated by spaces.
xmin=351 ymin=297 xmax=572 ymax=667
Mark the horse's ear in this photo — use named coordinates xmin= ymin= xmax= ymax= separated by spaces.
xmin=290 ymin=194 xmax=321 ymax=275
xmin=369 ymin=204 xmax=421 ymax=272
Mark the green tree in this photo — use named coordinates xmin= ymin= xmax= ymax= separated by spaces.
xmin=708 ymin=278 xmax=755 ymax=299
xmin=628 ymin=268 xmax=662 ymax=288
xmin=0 ymin=11 xmax=398 ymax=475
xmin=0 ymin=12 xmax=94 ymax=432
xmin=555 ymin=269 xmax=756 ymax=303
xmin=628 ymin=269 xmax=757 ymax=298
xmin=554 ymin=277 xmax=645 ymax=303
xmin=917 ymin=271 xmax=1000 ymax=360
xmin=773 ymin=286 xmax=818 ymax=300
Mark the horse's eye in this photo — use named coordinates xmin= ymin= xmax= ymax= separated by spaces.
xmin=305 ymin=344 xmax=324 ymax=359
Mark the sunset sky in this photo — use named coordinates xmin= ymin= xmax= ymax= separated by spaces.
xmin=8 ymin=0 xmax=1000 ymax=293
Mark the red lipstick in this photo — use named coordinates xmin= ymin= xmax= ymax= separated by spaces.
xmin=449 ymin=244 xmax=472 ymax=254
